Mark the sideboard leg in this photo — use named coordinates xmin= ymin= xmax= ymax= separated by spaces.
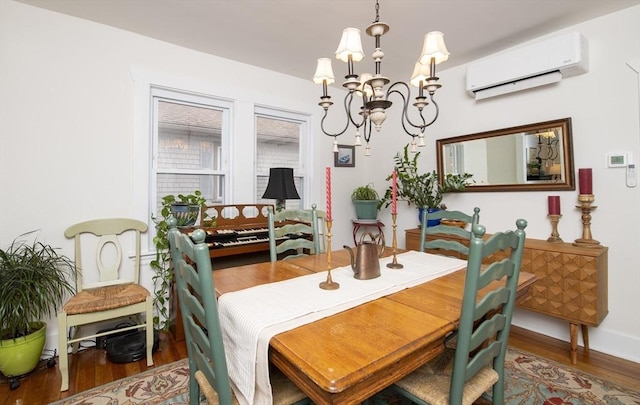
xmin=581 ymin=324 xmax=590 ymax=352
xmin=569 ymin=323 xmax=578 ymax=364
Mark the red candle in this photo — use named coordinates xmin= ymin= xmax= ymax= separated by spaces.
xmin=325 ymin=166 xmax=332 ymax=221
xmin=578 ymin=168 xmax=593 ymax=195
xmin=392 ymin=170 xmax=397 ymax=215
xmin=548 ymin=195 xmax=561 ymax=215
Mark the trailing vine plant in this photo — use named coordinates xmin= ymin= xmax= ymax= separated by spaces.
xmin=150 ymin=190 xmax=207 ymax=330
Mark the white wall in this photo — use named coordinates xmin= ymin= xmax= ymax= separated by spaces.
xmin=362 ymin=6 xmax=640 ymax=362
xmin=0 ymin=0 xmax=346 ymax=350
xmin=1 ymin=1 xmax=638 ymax=362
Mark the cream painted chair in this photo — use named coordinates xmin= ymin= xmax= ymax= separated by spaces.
xmin=58 ymin=218 xmax=153 ymax=391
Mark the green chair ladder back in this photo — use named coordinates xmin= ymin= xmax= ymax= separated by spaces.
xmin=393 ymin=218 xmax=527 ymax=405
xmin=419 ymin=207 xmax=481 ymax=255
xmin=268 ymin=204 xmax=321 ymax=262
xmin=167 ymin=218 xmax=308 ymax=405
xmin=58 ymin=218 xmax=153 ymax=392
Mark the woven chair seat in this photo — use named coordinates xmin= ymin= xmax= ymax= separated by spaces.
xmin=195 ymin=370 xmax=240 ymax=405
xmin=63 ymin=283 xmax=149 ymax=315
xmin=194 ymin=366 xmax=307 ymax=405
xmin=394 ymin=350 xmax=499 ymax=405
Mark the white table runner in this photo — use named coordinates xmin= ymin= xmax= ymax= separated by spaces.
xmin=218 ymin=251 xmax=467 ymax=405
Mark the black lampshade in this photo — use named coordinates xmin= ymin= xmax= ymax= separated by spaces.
xmin=262 ymin=167 xmax=300 ymax=200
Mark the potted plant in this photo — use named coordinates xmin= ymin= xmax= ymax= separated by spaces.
xmin=151 ymin=190 xmax=207 ymax=330
xmin=351 ymin=183 xmax=380 ymax=220
xmin=379 ymin=144 xmax=472 ymax=224
xmin=0 ymin=232 xmax=76 ymax=377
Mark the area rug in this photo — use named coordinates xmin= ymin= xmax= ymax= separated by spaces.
xmin=51 ymin=347 xmax=640 ymax=405
xmin=498 ymin=347 xmax=640 ymax=404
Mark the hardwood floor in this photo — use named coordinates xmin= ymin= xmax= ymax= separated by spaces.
xmin=1 ymin=326 xmax=638 ymax=404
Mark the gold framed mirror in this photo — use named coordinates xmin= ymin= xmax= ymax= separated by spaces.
xmin=436 ymin=118 xmax=575 ymax=192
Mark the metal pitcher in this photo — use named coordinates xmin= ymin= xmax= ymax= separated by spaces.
xmin=344 ymin=232 xmax=385 ymax=280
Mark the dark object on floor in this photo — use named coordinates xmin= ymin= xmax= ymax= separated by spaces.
xmin=105 ymin=330 xmax=159 ymax=364
xmin=96 ymin=322 xmax=137 ymax=349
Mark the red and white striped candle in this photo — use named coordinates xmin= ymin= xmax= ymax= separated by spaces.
xmin=392 ymin=170 xmax=397 ymax=215
xmin=325 ymin=166 xmax=332 ymax=221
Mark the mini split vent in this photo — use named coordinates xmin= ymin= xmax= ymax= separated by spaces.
xmin=466 ymin=32 xmax=589 ymax=100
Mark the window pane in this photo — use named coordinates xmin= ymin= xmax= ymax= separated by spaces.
xmin=157 ymin=101 xmax=222 ymax=171
xmin=256 ymin=114 xmax=304 ymax=209
xmin=155 ymin=173 xmax=224 ymax=215
xmin=153 ymin=94 xmax=228 ymax=217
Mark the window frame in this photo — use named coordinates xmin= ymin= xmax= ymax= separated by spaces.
xmin=151 ymin=88 xmax=231 ymax=212
xmin=254 ymin=105 xmax=311 ymax=208
xmin=131 ymin=66 xmax=234 ymax=254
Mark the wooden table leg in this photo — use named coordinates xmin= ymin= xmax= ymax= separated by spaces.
xmin=569 ymin=323 xmax=578 ymax=364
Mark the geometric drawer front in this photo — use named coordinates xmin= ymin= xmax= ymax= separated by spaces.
xmin=516 ymin=241 xmax=608 ymax=326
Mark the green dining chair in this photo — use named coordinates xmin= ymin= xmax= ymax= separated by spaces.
xmin=419 ymin=207 xmax=481 ymax=255
xmin=268 ymin=204 xmax=322 ymax=262
xmin=167 ymin=218 xmax=308 ymax=405
xmin=393 ymin=218 xmax=527 ymax=405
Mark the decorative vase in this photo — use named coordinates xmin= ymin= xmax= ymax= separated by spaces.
xmin=0 ymin=322 xmax=46 ymax=377
xmin=418 ymin=207 xmax=441 ymax=227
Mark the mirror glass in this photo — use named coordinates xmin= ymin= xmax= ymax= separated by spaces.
xmin=436 ymin=118 xmax=575 ymax=192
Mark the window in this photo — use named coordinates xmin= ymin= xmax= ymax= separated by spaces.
xmin=151 ymin=88 xmax=230 ymax=214
xmin=255 ymin=107 xmax=310 ymax=210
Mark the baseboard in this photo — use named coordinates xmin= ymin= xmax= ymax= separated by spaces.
xmin=513 ymin=310 xmax=640 ymax=363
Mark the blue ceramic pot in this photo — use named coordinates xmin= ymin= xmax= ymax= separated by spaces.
xmin=171 ymin=203 xmax=200 ymax=227
xmin=418 ymin=207 xmax=441 ymax=227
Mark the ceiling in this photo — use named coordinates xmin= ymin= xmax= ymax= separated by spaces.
xmin=16 ymin=0 xmax=639 ymax=85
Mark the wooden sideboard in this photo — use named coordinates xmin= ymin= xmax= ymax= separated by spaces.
xmin=405 ymin=228 xmax=609 ymax=364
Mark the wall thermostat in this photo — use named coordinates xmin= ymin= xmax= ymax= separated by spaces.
xmin=606 ymin=153 xmax=628 ymax=168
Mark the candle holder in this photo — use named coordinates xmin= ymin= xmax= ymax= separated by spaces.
xmin=546 ymin=214 xmax=563 ymax=242
xmin=573 ymin=194 xmax=602 ymax=248
xmin=386 ymin=213 xmax=403 ymax=269
xmin=319 ymin=219 xmax=340 ymax=290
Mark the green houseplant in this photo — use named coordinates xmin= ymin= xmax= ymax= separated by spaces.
xmin=351 ymin=183 xmax=380 ymax=220
xmin=380 ymin=145 xmax=472 ymax=221
xmin=0 ymin=232 xmax=76 ymax=377
xmin=151 ymin=191 xmax=207 ymax=330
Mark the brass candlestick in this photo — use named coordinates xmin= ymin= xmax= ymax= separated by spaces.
xmin=573 ymin=194 xmax=602 ymax=248
xmin=386 ymin=213 xmax=403 ymax=269
xmin=546 ymin=214 xmax=563 ymax=242
xmin=319 ymin=219 xmax=340 ymax=290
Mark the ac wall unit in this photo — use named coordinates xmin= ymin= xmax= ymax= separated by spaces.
xmin=466 ymin=32 xmax=588 ymax=100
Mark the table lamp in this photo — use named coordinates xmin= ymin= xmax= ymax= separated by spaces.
xmin=262 ymin=167 xmax=300 ymax=211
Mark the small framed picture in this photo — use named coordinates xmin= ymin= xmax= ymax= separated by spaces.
xmin=334 ymin=145 xmax=355 ymax=168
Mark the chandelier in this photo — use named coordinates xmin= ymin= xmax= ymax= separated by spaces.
xmin=312 ymin=0 xmax=450 ymax=156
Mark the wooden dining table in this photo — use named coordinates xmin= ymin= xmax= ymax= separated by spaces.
xmin=212 ymin=249 xmax=536 ymax=405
